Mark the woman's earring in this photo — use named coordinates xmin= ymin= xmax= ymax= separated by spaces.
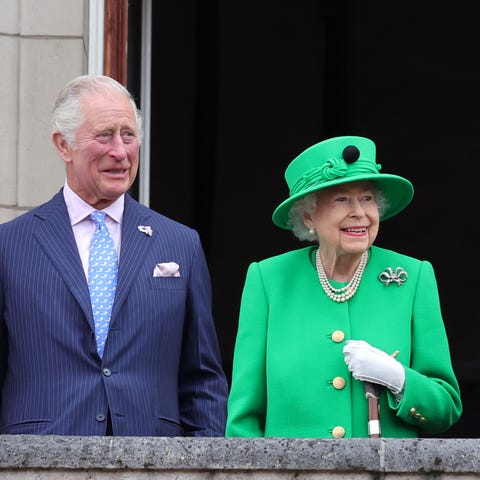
xmin=309 ymin=228 xmax=315 ymax=235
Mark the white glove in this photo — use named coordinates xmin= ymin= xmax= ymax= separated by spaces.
xmin=343 ymin=339 xmax=405 ymax=394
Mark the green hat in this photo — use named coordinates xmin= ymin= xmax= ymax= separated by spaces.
xmin=272 ymin=136 xmax=414 ymax=229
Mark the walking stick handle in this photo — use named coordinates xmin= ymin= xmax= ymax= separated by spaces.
xmin=364 ymin=350 xmax=399 ymax=438
xmin=365 ymin=382 xmax=381 ymax=437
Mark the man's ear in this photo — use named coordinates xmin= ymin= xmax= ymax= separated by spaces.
xmin=52 ymin=132 xmax=73 ymax=163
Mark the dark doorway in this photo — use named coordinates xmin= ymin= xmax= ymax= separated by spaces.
xmin=127 ymin=0 xmax=479 ymax=438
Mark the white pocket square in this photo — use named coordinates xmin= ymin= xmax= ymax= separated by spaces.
xmin=153 ymin=262 xmax=181 ymax=277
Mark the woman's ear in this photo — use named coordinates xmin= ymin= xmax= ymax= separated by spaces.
xmin=302 ymin=211 xmax=313 ymax=229
xmin=52 ymin=132 xmax=73 ymax=163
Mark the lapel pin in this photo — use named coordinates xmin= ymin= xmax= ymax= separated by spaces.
xmin=137 ymin=225 xmax=153 ymax=236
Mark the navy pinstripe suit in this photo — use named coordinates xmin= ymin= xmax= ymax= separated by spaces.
xmin=0 ymin=189 xmax=228 ymax=436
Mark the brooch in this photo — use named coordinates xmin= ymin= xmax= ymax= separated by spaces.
xmin=137 ymin=225 xmax=153 ymax=236
xmin=378 ymin=267 xmax=408 ymax=286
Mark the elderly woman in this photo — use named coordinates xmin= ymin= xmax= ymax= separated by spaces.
xmin=226 ymin=136 xmax=462 ymax=438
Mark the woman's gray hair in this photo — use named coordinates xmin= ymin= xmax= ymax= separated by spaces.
xmin=287 ymin=184 xmax=389 ymax=242
xmin=52 ymin=74 xmax=143 ymax=148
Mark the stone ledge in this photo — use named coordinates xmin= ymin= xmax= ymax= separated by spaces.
xmin=0 ymin=436 xmax=479 ymax=474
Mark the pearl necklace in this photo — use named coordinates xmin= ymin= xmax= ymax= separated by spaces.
xmin=315 ymin=249 xmax=368 ymax=303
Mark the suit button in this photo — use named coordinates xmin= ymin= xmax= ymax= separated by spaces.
xmin=332 ymin=330 xmax=345 ymax=342
xmin=332 ymin=377 xmax=346 ymax=389
xmin=103 ymin=368 xmax=112 ymax=377
xmin=332 ymin=426 xmax=345 ymax=438
xmin=96 ymin=413 xmax=106 ymax=422
xmin=409 ymin=408 xmax=417 ymax=416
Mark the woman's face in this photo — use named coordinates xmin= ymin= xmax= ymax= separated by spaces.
xmin=304 ymin=181 xmax=379 ymax=256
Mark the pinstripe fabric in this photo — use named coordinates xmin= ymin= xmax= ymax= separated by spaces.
xmin=0 ymin=190 xmax=228 ymax=436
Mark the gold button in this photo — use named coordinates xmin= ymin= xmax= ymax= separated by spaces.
xmin=332 ymin=377 xmax=346 ymax=389
xmin=332 ymin=330 xmax=345 ymax=343
xmin=332 ymin=426 xmax=345 ymax=438
xmin=409 ymin=408 xmax=416 ymax=416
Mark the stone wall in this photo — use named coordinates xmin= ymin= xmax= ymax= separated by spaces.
xmin=0 ymin=435 xmax=479 ymax=479
xmin=0 ymin=0 xmax=87 ymax=224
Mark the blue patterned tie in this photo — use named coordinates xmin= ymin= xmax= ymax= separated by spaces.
xmin=88 ymin=210 xmax=118 ymax=358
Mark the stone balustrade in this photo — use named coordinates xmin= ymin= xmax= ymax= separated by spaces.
xmin=0 ymin=435 xmax=479 ymax=479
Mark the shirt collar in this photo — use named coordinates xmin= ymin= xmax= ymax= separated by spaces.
xmin=63 ymin=180 xmax=124 ymax=226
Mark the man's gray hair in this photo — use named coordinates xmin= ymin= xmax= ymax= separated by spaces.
xmin=52 ymin=74 xmax=143 ymax=149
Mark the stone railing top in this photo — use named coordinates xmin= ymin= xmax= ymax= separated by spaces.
xmin=0 ymin=436 xmax=479 ymax=474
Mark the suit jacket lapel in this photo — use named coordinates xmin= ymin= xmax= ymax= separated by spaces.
xmin=33 ymin=190 xmax=93 ymax=324
xmin=33 ymin=192 xmax=155 ymax=328
xmin=110 ymin=195 xmax=153 ymax=324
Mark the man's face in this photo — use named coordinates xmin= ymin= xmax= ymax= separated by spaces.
xmin=62 ymin=90 xmax=140 ymax=209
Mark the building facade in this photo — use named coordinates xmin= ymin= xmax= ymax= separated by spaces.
xmin=0 ymin=0 xmax=92 ymax=223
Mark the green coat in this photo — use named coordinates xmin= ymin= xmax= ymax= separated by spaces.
xmin=226 ymin=245 xmax=462 ymax=438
